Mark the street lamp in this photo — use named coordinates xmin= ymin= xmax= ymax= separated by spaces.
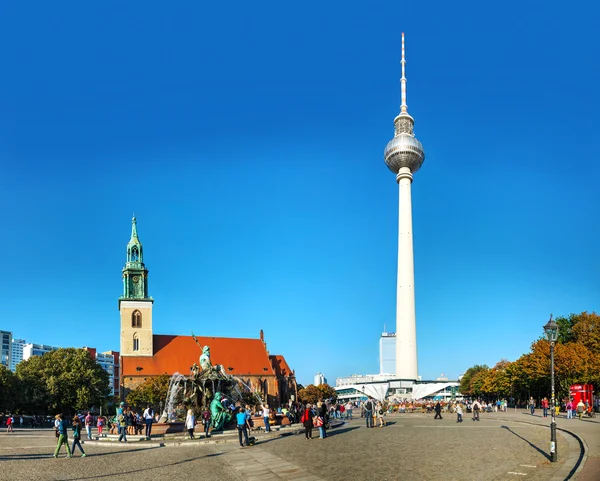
xmin=543 ymin=314 xmax=559 ymax=463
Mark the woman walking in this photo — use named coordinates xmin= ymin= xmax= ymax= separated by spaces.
xmin=301 ymin=404 xmax=314 ymax=440
xmin=53 ymin=414 xmax=72 ymax=458
xmin=71 ymin=416 xmax=86 ymax=457
xmin=185 ymin=409 xmax=196 ymax=439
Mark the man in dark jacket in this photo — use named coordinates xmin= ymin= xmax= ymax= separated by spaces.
xmin=364 ymin=399 xmax=374 ymax=428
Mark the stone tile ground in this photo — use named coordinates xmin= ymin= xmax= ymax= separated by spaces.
xmin=0 ymin=411 xmax=587 ymax=481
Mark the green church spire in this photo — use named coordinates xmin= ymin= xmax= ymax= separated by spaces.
xmin=121 ymin=216 xmax=151 ymax=301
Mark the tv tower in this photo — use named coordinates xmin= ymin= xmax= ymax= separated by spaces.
xmin=383 ymin=33 xmax=425 ymax=380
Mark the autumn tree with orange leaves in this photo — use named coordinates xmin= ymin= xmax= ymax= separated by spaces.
xmin=461 ymin=311 xmax=600 ymax=401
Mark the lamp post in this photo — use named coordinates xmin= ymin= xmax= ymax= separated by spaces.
xmin=543 ymin=314 xmax=559 ymax=463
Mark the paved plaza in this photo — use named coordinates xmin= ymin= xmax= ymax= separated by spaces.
xmin=0 ymin=410 xmax=597 ymax=480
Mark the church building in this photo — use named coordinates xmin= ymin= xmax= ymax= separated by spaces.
xmin=119 ymin=217 xmax=297 ymax=407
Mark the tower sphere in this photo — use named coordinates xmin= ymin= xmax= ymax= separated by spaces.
xmin=384 ymin=116 xmax=425 ymax=174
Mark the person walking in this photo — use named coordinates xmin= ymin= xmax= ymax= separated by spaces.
xmin=576 ymin=399 xmax=585 ymax=420
xmin=97 ymin=416 xmax=104 ymax=436
xmin=566 ymin=400 xmax=573 ymax=419
xmin=541 ymin=398 xmax=549 ymax=418
xmin=6 ymin=415 xmax=14 ymax=433
xmin=53 ymin=414 xmax=72 ymax=458
xmin=84 ymin=412 xmax=93 ymax=440
xmin=301 ymin=403 xmax=314 ymax=440
xmin=235 ymin=407 xmax=250 ymax=447
xmin=364 ymin=398 xmax=374 ymax=428
xmin=472 ymin=400 xmax=481 ymax=421
xmin=434 ymin=401 xmax=443 ymax=420
xmin=456 ymin=403 xmax=463 ymax=423
xmin=143 ymin=405 xmax=154 ymax=439
xmin=71 ymin=416 xmax=86 ymax=457
xmin=261 ymin=404 xmax=271 ymax=433
xmin=529 ymin=397 xmax=535 ymax=415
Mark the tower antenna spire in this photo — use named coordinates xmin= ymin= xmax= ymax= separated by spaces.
xmin=400 ymin=32 xmax=407 ymax=114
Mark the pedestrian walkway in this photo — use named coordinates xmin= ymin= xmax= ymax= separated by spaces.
xmin=219 ymin=443 xmax=325 ymax=481
xmin=492 ymin=408 xmax=600 ymax=480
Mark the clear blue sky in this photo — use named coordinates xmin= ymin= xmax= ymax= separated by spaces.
xmin=1 ymin=1 xmax=598 ymax=386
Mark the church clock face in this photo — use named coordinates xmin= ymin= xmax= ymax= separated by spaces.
xmin=132 ymin=276 xmax=139 ymax=283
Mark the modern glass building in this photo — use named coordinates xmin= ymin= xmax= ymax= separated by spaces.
xmin=379 ymin=331 xmax=396 ymax=375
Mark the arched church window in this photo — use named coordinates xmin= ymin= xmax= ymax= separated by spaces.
xmin=131 ymin=246 xmax=139 ymax=262
xmin=133 ymin=333 xmax=139 ymax=352
xmin=132 ymin=310 xmax=142 ymax=328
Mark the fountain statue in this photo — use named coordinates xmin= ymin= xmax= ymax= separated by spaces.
xmin=157 ymin=332 xmax=263 ymax=429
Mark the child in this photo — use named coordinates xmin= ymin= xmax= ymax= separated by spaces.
xmin=97 ymin=416 xmax=104 ymax=435
xmin=71 ymin=416 xmax=86 ymax=457
xmin=456 ymin=403 xmax=463 ymax=423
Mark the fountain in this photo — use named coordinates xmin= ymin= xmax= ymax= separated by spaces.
xmin=153 ymin=334 xmax=264 ymax=435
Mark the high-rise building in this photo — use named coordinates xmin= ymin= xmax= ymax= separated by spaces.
xmin=379 ymin=331 xmax=396 ymax=375
xmin=10 ymin=338 xmax=26 ymax=371
xmin=23 ymin=343 xmax=60 ymax=359
xmin=1 ymin=330 xmax=12 ymax=369
xmin=383 ymin=34 xmax=425 ymax=380
xmin=314 ymin=372 xmax=327 ymax=386
xmin=83 ymin=347 xmax=120 ymax=397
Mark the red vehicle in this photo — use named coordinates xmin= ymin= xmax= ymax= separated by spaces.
xmin=569 ymin=384 xmax=594 ymax=409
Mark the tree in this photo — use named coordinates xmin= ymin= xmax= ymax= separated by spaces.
xmin=316 ymin=383 xmax=337 ymax=401
xmin=459 ymin=365 xmax=489 ymax=396
xmin=570 ymin=311 xmax=600 ymax=354
xmin=126 ymin=374 xmax=171 ymax=410
xmin=298 ymin=383 xmax=336 ymax=404
xmin=0 ymin=365 xmax=18 ymax=412
xmin=16 ymin=348 xmax=111 ymax=414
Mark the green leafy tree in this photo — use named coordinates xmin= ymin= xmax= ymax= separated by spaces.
xmin=459 ymin=364 xmax=489 ymax=396
xmin=16 ymin=348 xmax=111 ymax=414
xmin=126 ymin=374 xmax=171 ymax=410
xmin=0 ymin=365 xmax=18 ymax=412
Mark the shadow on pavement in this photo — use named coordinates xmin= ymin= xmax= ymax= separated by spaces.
xmin=76 ymin=454 xmax=208 ymax=479
xmin=501 ymin=425 xmax=550 ymax=462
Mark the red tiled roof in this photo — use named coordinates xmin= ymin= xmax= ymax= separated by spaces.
xmin=270 ymin=354 xmax=293 ymax=377
xmin=122 ymin=335 xmax=275 ymax=377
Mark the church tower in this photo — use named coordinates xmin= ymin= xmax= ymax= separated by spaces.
xmin=119 ymin=216 xmax=154 ymax=357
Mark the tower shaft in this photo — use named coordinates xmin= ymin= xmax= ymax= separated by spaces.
xmin=395 ymin=167 xmax=418 ymax=379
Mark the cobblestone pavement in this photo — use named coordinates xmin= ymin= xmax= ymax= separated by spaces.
xmin=0 ymin=410 xmax=591 ymax=481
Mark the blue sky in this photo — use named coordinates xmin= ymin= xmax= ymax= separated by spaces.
xmin=1 ymin=1 xmax=598 ymax=386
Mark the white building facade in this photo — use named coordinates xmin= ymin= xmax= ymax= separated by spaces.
xmin=314 ymin=372 xmax=327 ymax=386
xmin=10 ymin=338 xmax=26 ymax=371
xmin=379 ymin=332 xmax=396 ymax=375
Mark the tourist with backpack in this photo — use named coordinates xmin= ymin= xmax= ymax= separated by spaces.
xmin=117 ymin=407 xmax=127 ymax=442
